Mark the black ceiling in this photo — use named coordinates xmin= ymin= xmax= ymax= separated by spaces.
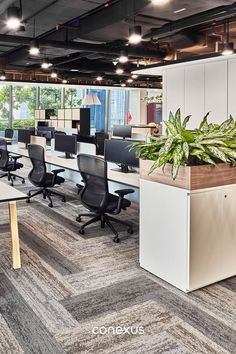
xmin=0 ymin=0 xmax=236 ymax=87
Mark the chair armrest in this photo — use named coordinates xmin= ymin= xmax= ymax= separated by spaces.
xmin=9 ymin=154 xmax=22 ymax=160
xmin=51 ymin=168 xmax=65 ymax=175
xmin=114 ymin=189 xmax=135 ymax=197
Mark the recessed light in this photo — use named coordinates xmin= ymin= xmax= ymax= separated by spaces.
xmin=121 ymin=83 xmax=126 ymax=87
xmin=131 ymin=74 xmax=138 ymax=79
xmin=116 ymin=67 xmax=124 ymax=75
xmin=62 ymin=79 xmax=68 ymax=84
xmin=127 ymin=78 xmax=133 ymax=83
xmin=174 ymin=8 xmax=186 ymax=14
xmin=70 ymin=69 xmax=79 ymax=72
xmin=152 ymin=0 xmax=170 ymax=5
xmin=96 ymin=75 xmax=103 ymax=81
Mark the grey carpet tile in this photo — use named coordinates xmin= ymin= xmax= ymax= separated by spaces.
xmin=19 ymin=222 xmax=79 ymax=275
xmin=0 ymin=314 xmax=24 ymax=354
xmin=0 ymin=174 xmax=236 ymax=353
xmin=0 ymin=273 xmax=66 ymax=354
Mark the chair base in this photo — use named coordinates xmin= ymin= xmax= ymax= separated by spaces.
xmin=76 ymin=212 xmax=133 ymax=243
xmin=26 ymin=187 xmax=66 ymax=208
xmin=0 ymin=172 xmax=25 ymax=186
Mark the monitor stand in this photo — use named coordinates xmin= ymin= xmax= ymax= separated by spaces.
xmin=111 ymin=164 xmax=137 ymax=174
xmin=58 ymin=152 xmax=75 ymax=159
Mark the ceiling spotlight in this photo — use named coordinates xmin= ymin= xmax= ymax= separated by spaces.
xmin=62 ymin=79 xmax=68 ymax=84
xmin=152 ymin=0 xmax=170 ymax=5
xmin=222 ymin=42 xmax=234 ymax=55
xmin=129 ymin=25 xmax=142 ymax=44
xmin=119 ymin=50 xmax=128 ymax=63
xmin=112 ymin=60 xmax=118 ymax=66
xmin=96 ymin=75 xmax=103 ymax=81
xmin=0 ymin=71 xmax=6 ymax=80
xmin=6 ymin=6 xmax=21 ymax=30
xmin=127 ymin=78 xmax=133 ymax=83
xmin=121 ymin=83 xmax=126 ymax=87
xmin=29 ymin=40 xmax=40 ymax=56
xmin=131 ymin=74 xmax=138 ymax=79
xmin=116 ymin=67 xmax=124 ymax=75
xmin=50 ymin=71 xmax=58 ymax=78
xmin=41 ymin=59 xmax=52 ymax=69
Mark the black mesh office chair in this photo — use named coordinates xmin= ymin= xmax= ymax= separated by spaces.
xmin=0 ymin=138 xmax=25 ymax=186
xmin=26 ymin=144 xmax=66 ymax=207
xmin=5 ymin=128 xmax=14 ymax=145
xmin=77 ymin=153 xmax=134 ymax=243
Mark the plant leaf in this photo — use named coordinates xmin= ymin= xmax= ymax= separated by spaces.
xmin=182 ymin=115 xmax=191 ymax=129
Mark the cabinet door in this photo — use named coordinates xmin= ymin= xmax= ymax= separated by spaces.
xmin=228 ymin=58 xmax=236 ymax=118
xmin=205 ymin=60 xmax=228 ymax=123
xmin=189 ymin=187 xmax=236 ymax=290
xmin=166 ymin=67 xmax=185 ymax=118
xmin=185 ymin=64 xmax=204 ymax=129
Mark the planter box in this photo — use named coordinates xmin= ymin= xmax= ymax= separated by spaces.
xmin=140 ymin=159 xmax=236 ymax=190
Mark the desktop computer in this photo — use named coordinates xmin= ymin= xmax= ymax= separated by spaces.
xmin=18 ymin=129 xmax=35 ymax=148
xmin=104 ymin=138 xmax=139 ymax=173
xmin=113 ymin=125 xmax=132 ymax=139
xmin=54 ymin=133 xmax=77 ymax=159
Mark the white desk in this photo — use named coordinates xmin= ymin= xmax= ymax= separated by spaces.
xmin=0 ymin=181 xmax=26 ymax=269
xmin=8 ymin=144 xmax=140 ymax=188
xmin=1 ymin=137 xmax=15 ymax=142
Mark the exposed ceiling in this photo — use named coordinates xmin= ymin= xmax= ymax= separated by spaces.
xmin=0 ymin=0 xmax=236 ymax=87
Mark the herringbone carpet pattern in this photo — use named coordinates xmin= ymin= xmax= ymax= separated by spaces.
xmin=0 ymin=170 xmax=236 ymax=354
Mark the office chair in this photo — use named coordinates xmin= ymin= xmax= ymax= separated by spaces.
xmin=26 ymin=144 xmax=66 ymax=207
xmin=95 ymin=132 xmax=109 ymax=155
xmin=5 ymin=128 xmax=14 ymax=145
xmin=77 ymin=154 xmax=134 ymax=243
xmin=0 ymin=138 xmax=25 ymax=186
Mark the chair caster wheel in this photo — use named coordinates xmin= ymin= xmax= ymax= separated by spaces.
xmin=26 ymin=198 xmax=30 ymax=203
xmin=79 ymin=229 xmax=84 ymax=235
xmin=11 ymin=182 xmax=13 ymax=186
xmin=76 ymin=216 xmax=81 ymax=222
xmin=62 ymin=197 xmax=66 ymax=203
xmin=48 ymin=203 xmax=53 ymax=208
xmin=113 ymin=237 xmax=120 ymax=243
xmin=22 ymin=179 xmax=25 ymax=184
xmin=13 ymin=176 xmax=16 ymax=180
xmin=128 ymin=228 xmax=133 ymax=234
xmin=27 ymin=192 xmax=31 ymax=197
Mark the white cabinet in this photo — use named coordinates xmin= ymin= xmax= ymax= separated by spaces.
xmin=204 ymin=61 xmax=228 ymax=123
xmin=140 ymin=179 xmax=236 ymax=292
xmin=228 ymin=58 xmax=236 ymax=118
xmin=166 ymin=67 xmax=185 ymax=117
xmin=185 ymin=64 xmax=205 ymax=129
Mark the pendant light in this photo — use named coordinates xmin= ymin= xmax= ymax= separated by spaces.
xmin=129 ymin=25 xmax=142 ymax=44
xmin=222 ymin=20 xmax=234 ymax=56
xmin=29 ymin=20 xmax=40 ymax=56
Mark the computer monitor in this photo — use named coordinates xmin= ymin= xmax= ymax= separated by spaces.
xmin=113 ymin=125 xmax=132 ymax=139
xmin=18 ymin=129 xmax=35 ymax=148
xmin=54 ymin=133 xmax=77 ymax=159
xmin=37 ymin=121 xmax=49 ymax=127
xmin=104 ymin=139 xmax=139 ymax=173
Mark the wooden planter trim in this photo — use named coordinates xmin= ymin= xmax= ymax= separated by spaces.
xmin=140 ymin=160 xmax=236 ymax=190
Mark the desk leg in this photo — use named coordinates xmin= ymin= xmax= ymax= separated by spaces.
xmin=8 ymin=201 xmax=21 ymax=269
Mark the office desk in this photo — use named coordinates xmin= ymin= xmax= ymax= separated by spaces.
xmin=1 ymin=137 xmax=15 ymax=142
xmin=8 ymin=144 xmax=140 ymax=188
xmin=0 ymin=181 xmax=26 ymax=269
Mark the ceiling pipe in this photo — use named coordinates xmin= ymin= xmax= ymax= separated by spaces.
xmin=143 ymin=2 xmax=236 ymax=39
xmin=0 ymin=33 xmax=166 ymax=60
xmin=0 ymin=0 xmax=16 ymax=16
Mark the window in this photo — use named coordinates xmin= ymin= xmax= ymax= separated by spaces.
xmin=87 ymin=88 xmax=105 ymax=131
xmin=40 ymin=86 xmax=61 ymax=109
xmin=107 ymin=89 xmax=128 ymax=132
xmin=12 ymin=85 xmax=36 ymax=128
xmin=0 ymin=84 xmax=10 ymax=132
xmin=64 ymin=87 xmax=84 ymax=108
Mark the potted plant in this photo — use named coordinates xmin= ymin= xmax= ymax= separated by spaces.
xmin=132 ymin=109 xmax=236 ymax=190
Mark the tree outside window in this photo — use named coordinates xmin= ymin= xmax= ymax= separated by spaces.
xmin=40 ymin=87 xmax=61 ymax=109
xmin=0 ymin=84 xmax=10 ymax=130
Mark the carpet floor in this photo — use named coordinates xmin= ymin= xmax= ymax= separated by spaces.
xmin=0 ymin=170 xmax=236 ymax=354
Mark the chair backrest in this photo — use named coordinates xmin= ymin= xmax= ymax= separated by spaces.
xmin=0 ymin=138 xmax=9 ymax=169
xmin=77 ymin=154 xmax=109 ymax=212
xmin=28 ymin=144 xmax=47 ymax=185
xmin=5 ymin=128 xmax=14 ymax=139
xmin=55 ymin=131 xmax=66 ymax=135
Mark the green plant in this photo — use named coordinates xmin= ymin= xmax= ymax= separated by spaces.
xmin=132 ymin=109 xmax=236 ymax=180
xmin=142 ymin=93 xmax=163 ymax=104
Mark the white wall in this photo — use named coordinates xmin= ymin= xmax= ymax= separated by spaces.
xmin=162 ymin=55 xmax=236 ymax=129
